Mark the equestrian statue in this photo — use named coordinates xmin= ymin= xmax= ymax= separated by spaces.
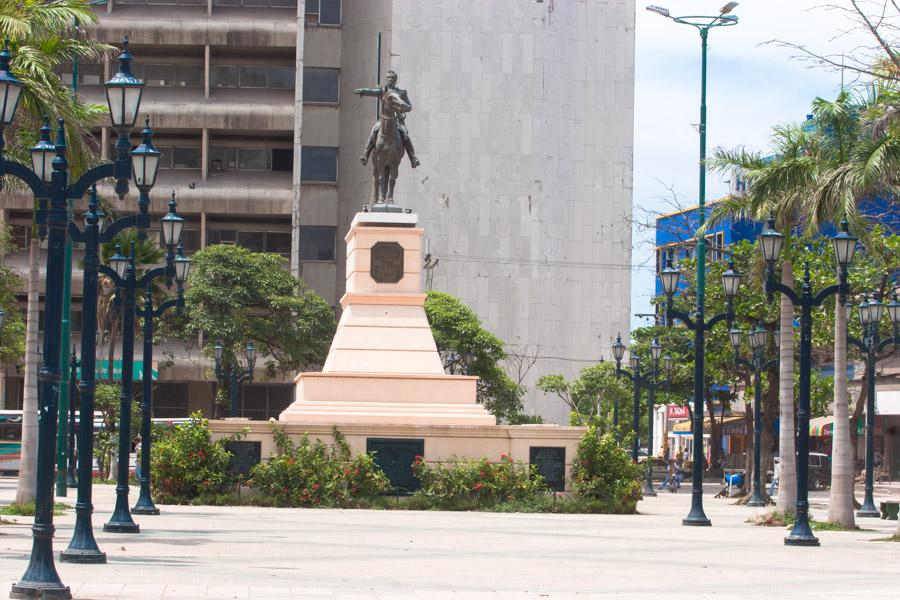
xmin=355 ymin=70 xmax=419 ymax=205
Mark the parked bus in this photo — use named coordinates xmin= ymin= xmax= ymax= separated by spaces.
xmin=0 ymin=410 xmax=23 ymax=475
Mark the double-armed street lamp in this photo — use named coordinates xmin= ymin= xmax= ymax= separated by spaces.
xmin=758 ymin=216 xmax=858 ymax=546
xmin=659 ymin=253 xmax=742 ymax=526
xmin=848 ymin=292 xmax=900 ymax=518
xmin=612 ymin=336 xmax=673 ymax=496
xmin=132 ymin=199 xmax=191 ymax=517
xmin=101 ymin=196 xmax=188 ymax=532
xmin=0 ymin=36 xmax=154 ymax=593
xmin=730 ymin=325 xmax=778 ymax=507
xmin=214 ymin=341 xmax=257 ymax=418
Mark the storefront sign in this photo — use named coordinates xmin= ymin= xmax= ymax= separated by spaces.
xmin=667 ymin=404 xmax=689 ymax=419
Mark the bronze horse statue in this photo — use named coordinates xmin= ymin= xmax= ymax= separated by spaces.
xmin=370 ymin=88 xmax=411 ymax=205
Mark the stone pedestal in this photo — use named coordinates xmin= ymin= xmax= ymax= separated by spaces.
xmin=280 ymin=210 xmax=495 ymax=426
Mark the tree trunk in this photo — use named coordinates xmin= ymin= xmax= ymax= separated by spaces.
xmin=827 ymin=297 xmax=855 ymax=527
xmin=776 ymin=259 xmax=797 ymax=515
xmin=15 ymin=238 xmax=40 ymax=504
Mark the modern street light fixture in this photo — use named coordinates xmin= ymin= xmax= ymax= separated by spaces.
xmin=760 ymin=216 xmax=857 ymax=546
xmin=647 ymin=0 xmax=738 ymax=521
xmin=133 ymin=210 xmax=190 ymax=516
xmin=730 ymin=325 xmax=778 ymax=507
xmin=848 ymin=292 xmax=900 ymax=518
xmin=660 ymin=251 xmax=741 ymax=526
xmin=214 ymin=341 xmax=258 ymax=418
xmin=613 ymin=335 xmax=668 ymax=496
xmin=0 ymin=38 xmax=148 ymax=594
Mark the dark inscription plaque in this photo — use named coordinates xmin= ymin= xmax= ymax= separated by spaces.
xmin=367 ymin=438 xmax=424 ymax=494
xmin=226 ymin=441 xmax=261 ymax=478
xmin=370 ymin=241 xmax=404 ymax=283
xmin=529 ymin=446 xmax=566 ymax=492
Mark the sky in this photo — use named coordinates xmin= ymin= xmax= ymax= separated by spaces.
xmin=631 ymin=0 xmax=878 ymax=330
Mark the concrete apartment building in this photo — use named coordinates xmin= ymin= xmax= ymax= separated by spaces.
xmin=0 ymin=0 xmax=634 ymax=423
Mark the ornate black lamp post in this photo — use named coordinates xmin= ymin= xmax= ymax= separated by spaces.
xmin=613 ymin=336 xmax=670 ymax=496
xmin=612 ymin=335 xmax=640 ymax=459
xmin=133 ymin=233 xmax=190 ymax=516
xmin=659 ymin=252 xmax=741 ymax=526
xmin=848 ymin=292 xmax=900 ymax=517
xmin=214 ymin=341 xmax=257 ymax=417
xmin=101 ymin=201 xmax=185 ymax=531
xmin=759 ymin=216 xmax=857 ymax=546
xmin=730 ymin=325 xmax=777 ymax=507
xmin=0 ymin=38 xmax=149 ymax=594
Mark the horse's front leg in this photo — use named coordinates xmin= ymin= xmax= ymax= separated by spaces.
xmin=371 ymin=160 xmax=380 ymax=205
xmin=387 ymin=164 xmax=399 ymax=204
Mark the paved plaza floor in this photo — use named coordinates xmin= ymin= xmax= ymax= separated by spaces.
xmin=1 ymin=477 xmax=898 ymax=599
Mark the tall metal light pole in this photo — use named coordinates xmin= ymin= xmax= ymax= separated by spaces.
xmin=647 ymin=0 xmax=739 ymax=521
xmin=730 ymin=325 xmax=777 ymax=507
xmin=0 ymin=38 xmax=149 ymax=595
xmin=133 ymin=206 xmax=191 ymax=516
xmin=612 ymin=335 xmax=641 ymax=461
xmin=759 ymin=217 xmax=858 ymax=546
xmin=660 ymin=252 xmax=742 ymax=525
xmin=848 ymin=292 xmax=900 ymax=518
xmin=613 ymin=336 xmax=671 ymax=495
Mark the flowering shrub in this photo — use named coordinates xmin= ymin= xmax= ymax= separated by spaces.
xmin=570 ymin=425 xmax=643 ymax=513
xmin=248 ymin=425 xmax=390 ymax=507
xmin=151 ymin=412 xmax=242 ymax=503
xmin=412 ymin=454 xmax=545 ymax=508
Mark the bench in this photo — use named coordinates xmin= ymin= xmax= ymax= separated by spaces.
xmin=880 ymin=501 xmax=899 ymax=520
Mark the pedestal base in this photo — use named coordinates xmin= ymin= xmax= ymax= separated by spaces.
xmin=59 ymin=548 xmax=107 ymax=564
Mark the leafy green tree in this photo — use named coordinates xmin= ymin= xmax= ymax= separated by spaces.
xmin=424 ymin=291 xmax=530 ymax=423
xmin=163 ymin=244 xmax=335 ymax=417
xmin=1 ymin=0 xmax=114 ymax=504
xmin=0 ymin=226 xmax=25 ymax=365
xmin=536 ymin=362 xmax=630 ymax=430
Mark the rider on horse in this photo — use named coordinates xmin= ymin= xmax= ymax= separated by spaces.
xmin=355 ymin=70 xmax=420 ymax=169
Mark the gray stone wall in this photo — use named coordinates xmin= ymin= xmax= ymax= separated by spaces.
xmin=336 ymin=1 xmax=635 ymax=423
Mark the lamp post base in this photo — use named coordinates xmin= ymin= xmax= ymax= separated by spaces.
xmin=746 ymin=487 xmax=766 ymax=507
xmin=642 ymin=481 xmax=657 ymax=497
xmin=784 ymin=534 xmax=820 ymax=546
xmin=10 ymin=583 xmax=72 ymax=600
xmin=682 ymin=516 xmax=712 ymax=526
xmin=856 ymin=508 xmax=880 ymax=518
xmin=131 ymin=505 xmax=160 ymax=516
xmin=102 ymin=521 xmax=140 ymax=534
xmin=59 ymin=548 xmax=107 ymax=564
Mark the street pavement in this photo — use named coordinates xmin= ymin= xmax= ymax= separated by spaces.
xmin=1 ymin=477 xmax=898 ymax=599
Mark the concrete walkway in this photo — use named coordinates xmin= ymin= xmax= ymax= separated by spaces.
xmin=1 ymin=478 xmax=898 ymax=599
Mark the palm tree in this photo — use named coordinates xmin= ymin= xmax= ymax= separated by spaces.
xmin=800 ymin=90 xmax=900 ymax=527
xmin=1 ymin=0 xmax=113 ymax=503
xmin=708 ymin=122 xmax=821 ymax=516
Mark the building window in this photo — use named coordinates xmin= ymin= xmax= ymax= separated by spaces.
xmin=268 ymin=66 xmax=295 ymax=90
xmin=300 ymin=226 xmax=336 ymax=261
xmin=211 ymin=64 xmax=295 ymax=89
xmin=153 ymin=383 xmax=190 ymax=418
xmin=303 ymin=68 xmax=339 ymax=103
xmin=208 ymin=147 xmax=291 ymax=173
xmin=300 ymin=147 xmax=337 ymax=183
xmin=306 ymin=0 xmax=340 ymax=25
xmin=239 ymin=384 xmax=292 ymax=420
xmin=208 ymin=229 xmax=291 ymax=257
xmin=172 ymin=147 xmax=202 ymax=170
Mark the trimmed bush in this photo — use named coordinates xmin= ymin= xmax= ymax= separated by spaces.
xmin=248 ymin=425 xmax=390 ymax=507
xmin=411 ymin=454 xmax=546 ymax=509
xmin=570 ymin=425 xmax=643 ymax=513
xmin=151 ymin=412 xmax=241 ymax=504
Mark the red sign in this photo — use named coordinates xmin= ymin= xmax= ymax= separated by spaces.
xmin=667 ymin=404 xmax=689 ymax=419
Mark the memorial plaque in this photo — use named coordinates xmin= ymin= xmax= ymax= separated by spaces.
xmin=366 ymin=438 xmax=424 ymax=494
xmin=370 ymin=241 xmax=404 ymax=283
xmin=226 ymin=441 xmax=261 ymax=478
xmin=529 ymin=446 xmax=566 ymax=492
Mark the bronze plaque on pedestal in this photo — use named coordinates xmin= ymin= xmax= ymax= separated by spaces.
xmin=370 ymin=241 xmax=404 ymax=283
